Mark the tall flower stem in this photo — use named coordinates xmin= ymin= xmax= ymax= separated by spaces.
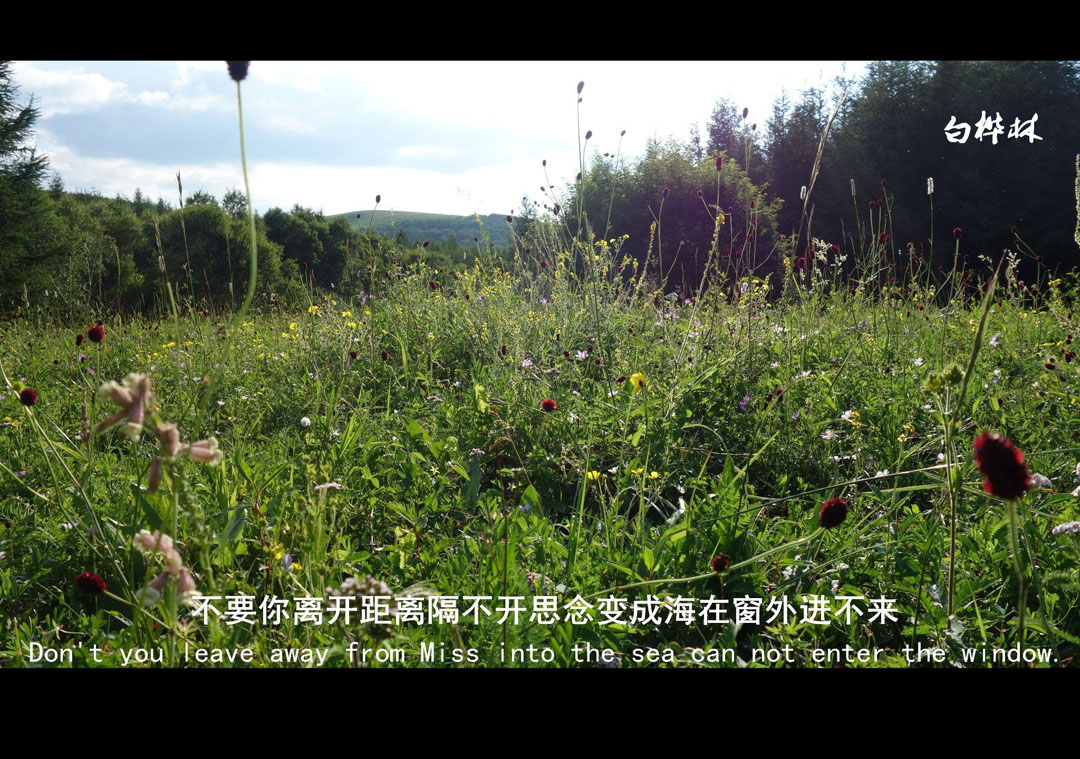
xmin=1005 ymin=498 xmax=1027 ymax=647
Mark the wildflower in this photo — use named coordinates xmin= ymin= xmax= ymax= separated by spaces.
xmin=952 ymin=227 xmax=962 ymax=238
xmin=76 ymin=571 xmax=106 ymax=597
xmin=1030 ymin=473 xmax=1053 ymax=490
xmin=819 ymin=497 xmax=849 ymax=528
xmin=183 ymin=437 xmax=222 ymax=465
xmin=76 ymin=333 xmax=84 ymax=346
xmin=973 ymin=431 xmax=1030 ymax=500
xmin=796 ymin=257 xmax=806 ymax=270
xmin=629 ymin=373 xmax=646 ymax=393
xmin=314 ymin=482 xmax=343 ymax=491
xmin=990 ymin=333 xmax=1001 ymax=347
xmin=739 ymin=395 xmax=750 ymax=412
xmin=381 ymin=349 xmax=390 ymax=361
xmin=715 ymin=156 xmax=723 ymax=171
xmin=19 ymin=388 xmax=37 ymax=406
xmin=710 ymin=555 xmax=730 ymax=573
xmin=88 ymin=325 xmax=105 ymax=343
xmin=820 ymin=429 xmax=838 ymax=441
xmin=576 ymin=350 xmax=589 ymax=360
xmin=1052 ymin=521 xmax=1080 ymax=536
xmin=300 ymin=416 xmax=312 ymax=427
xmin=586 ymin=470 xmax=601 ymax=481
xmin=541 ymin=398 xmax=557 ymax=413
xmin=226 ymin=61 xmax=250 ymax=82
xmin=913 ymin=358 xmax=924 ymax=367
xmin=927 ymin=177 xmax=934 ymax=195
xmin=308 ymin=305 xmax=318 ymax=315
xmin=281 ymin=554 xmax=294 ymax=570
xmin=521 ymin=358 xmax=533 ymax=368
xmin=95 ymin=373 xmax=153 ymax=442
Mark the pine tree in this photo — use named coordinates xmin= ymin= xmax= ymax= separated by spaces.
xmin=0 ymin=60 xmax=52 ymax=298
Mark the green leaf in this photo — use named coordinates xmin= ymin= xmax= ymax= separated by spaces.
xmin=473 ymin=383 xmax=489 ymax=413
xmin=521 ymin=484 xmax=542 ymax=512
xmin=218 ymin=505 xmax=247 ymax=543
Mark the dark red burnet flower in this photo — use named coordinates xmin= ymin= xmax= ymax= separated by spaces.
xmin=795 ymin=257 xmax=806 ymax=270
xmin=75 ymin=333 xmax=84 ymax=346
xmin=87 ymin=325 xmax=105 ymax=343
xmin=973 ymin=431 xmax=1030 ymax=500
xmin=715 ymin=156 xmax=723 ymax=171
xmin=710 ymin=554 xmax=730 ymax=573
xmin=541 ymin=398 xmax=557 ymax=413
xmin=662 ymin=187 xmax=670 ymax=199
xmin=380 ymin=349 xmax=390 ymax=361
xmin=953 ymin=227 xmax=962 ymax=238
xmin=819 ymin=498 xmax=849 ymax=528
xmin=76 ymin=571 xmax=106 ymax=597
xmin=20 ymin=387 xmax=38 ymax=406
xmin=226 ymin=61 xmax=250 ymax=82
xmin=349 ymin=350 xmax=358 ymax=360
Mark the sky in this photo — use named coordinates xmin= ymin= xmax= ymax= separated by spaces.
xmin=11 ymin=61 xmax=869 ymax=218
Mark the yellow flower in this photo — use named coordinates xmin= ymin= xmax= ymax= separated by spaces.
xmin=631 ymin=467 xmax=645 ymax=476
xmin=649 ymin=471 xmax=660 ymax=480
xmin=630 ymin=373 xmax=646 ymax=393
xmin=289 ymin=322 xmax=299 ymax=331
xmin=586 ymin=470 xmax=601 ymax=481
xmin=308 ymin=305 xmax=318 ymax=315
xmin=341 ymin=311 xmax=352 ymax=318
xmin=347 ymin=322 xmax=358 ymax=329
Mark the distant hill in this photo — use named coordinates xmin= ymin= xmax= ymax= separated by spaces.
xmin=333 ymin=209 xmax=513 ymax=250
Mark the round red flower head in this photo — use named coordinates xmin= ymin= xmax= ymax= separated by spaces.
xmin=819 ymin=497 xmax=849 ymax=528
xmin=76 ymin=571 xmax=106 ymax=597
xmin=973 ymin=431 xmax=1030 ymax=500
xmin=87 ymin=325 xmax=105 ymax=343
xmin=711 ymin=554 xmax=730 ymax=573
xmin=541 ymin=398 xmax=557 ymax=413
xmin=20 ymin=387 xmax=38 ymax=406
xmin=75 ymin=333 xmax=84 ymax=346
xmin=380 ymin=349 xmax=390 ymax=361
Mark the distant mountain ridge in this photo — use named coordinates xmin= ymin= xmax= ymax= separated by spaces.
xmin=333 ymin=209 xmax=513 ymax=250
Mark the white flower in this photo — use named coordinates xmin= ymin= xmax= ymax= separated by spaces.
xmin=576 ymin=350 xmax=589 ymax=360
xmin=1030 ymin=473 xmax=1053 ymax=490
xmin=1052 ymin=521 xmax=1080 ymax=535
xmin=820 ymin=429 xmax=838 ymax=441
xmin=875 ymin=470 xmax=890 ymax=478
xmin=300 ymin=417 xmax=312 ymax=427
xmin=314 ymin=482 xmax=343 ymax=491
xmin=927 ymin=177 xmax=934 ymax=195
xmin=521 ymin=358 xmax=533 ymax=368
xmin=913 ymin=358 xmax=924 ymax=367
xmin=990 ymin=333 xmax=1001 ymax=347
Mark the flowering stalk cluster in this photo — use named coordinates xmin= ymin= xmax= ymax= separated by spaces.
xmin=95 ymin=373 xmax=222 ymax=492
xmin=132 ymin=529 xmax=197 ymax=606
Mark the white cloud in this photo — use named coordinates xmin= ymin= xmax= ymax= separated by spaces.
xmin=13 ymin=62 xmax=128 ymax=115
xmin=13 ymin=62 xmax=225 ymax=116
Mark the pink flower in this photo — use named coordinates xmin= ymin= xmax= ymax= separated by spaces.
xmin=95 ymin=373 xmax=153 ymax=442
